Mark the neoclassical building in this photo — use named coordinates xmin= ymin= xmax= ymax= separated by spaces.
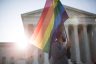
xmin=21 ymin=5 xmax=96 ymax=64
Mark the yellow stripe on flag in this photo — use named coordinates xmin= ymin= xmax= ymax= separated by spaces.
xmin=33 ymin=1 xmax=58 ymax=49
xmin=40 ymin=14 xmax=55 ymax=49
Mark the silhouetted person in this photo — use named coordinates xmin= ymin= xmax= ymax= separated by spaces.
xmin=50 ymin=32 xmax=68 ymax=64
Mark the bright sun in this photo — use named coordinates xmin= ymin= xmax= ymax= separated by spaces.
xmin=14 ymin=30 xmax=29 ymax=51
xmin=15 ymin=42 xmax=29 ymax=51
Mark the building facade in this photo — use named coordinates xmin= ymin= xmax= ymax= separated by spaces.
xmin=0 ymin=5 xmax=96 ymax=64
xmin=0 ymin=42 xmax=35 ymax=64
xmin=21 ymin=5 xmax=96 ymax=64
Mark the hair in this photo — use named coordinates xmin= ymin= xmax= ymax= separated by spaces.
xmin=56 ymin=31 xmax=66 ymax=42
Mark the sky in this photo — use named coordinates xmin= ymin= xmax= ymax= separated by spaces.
xmin=0 ymin=0 xmax=96 ymax=43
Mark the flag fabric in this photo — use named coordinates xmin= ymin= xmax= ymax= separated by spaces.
xmin=30 ymin=0 xmax=69 ymax=52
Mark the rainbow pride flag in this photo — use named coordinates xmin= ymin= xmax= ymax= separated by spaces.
xmin=30 ymin=0 xmax=69 ymax=52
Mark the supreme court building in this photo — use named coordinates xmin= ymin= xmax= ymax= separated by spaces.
xmin=0 ymin=5 xmax=96 ymax=64
xmin=21 ymin=5 xmax=96 ymax=64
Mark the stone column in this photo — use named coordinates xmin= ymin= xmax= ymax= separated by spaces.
xmin=92 ymin=24 xmax=96 ymax=63
xmin=33 ymin=47 xmax=39 ymax=64
xmin=65 ymin=25 xmax=71 ymax=48
xmin=38 ymin=49 xmax=44 ymax=64
xmin=72 ymin=25 xmax=82 ymax=64
xmin=44 ymin=53 xmax=49 ymax=64
xmin=65 ymin=25 xmax=69 ymax=40
xmin=65 ymin=25 xmax=72 ymax=64
xmin=82 ymin=25 xmax=92 ymax=64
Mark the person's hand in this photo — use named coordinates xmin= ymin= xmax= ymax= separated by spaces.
xmin=66 ymin=40 xmax=71 ymax=48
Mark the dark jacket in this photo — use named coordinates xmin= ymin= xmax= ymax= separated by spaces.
xmin=51 ymin=41 xmax=68 ymax=64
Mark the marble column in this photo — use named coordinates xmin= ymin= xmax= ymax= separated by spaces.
xmin=92 ymin=24 xmax=96 ymax=63
xmin=79 ymin=27 xmax=86 ymax=63
xmin=65 ymin=25 xmax=71 ymax=48
xmin=65 ymin=25 xmax=73 ymax=64
xmin=72 ymin=25 xmax=82 ymax=64
xmin=33 ymin=47 xmax=39 ymax=64
xmin=65 ymin=25 xmax=69 ymax=40
xmin=82 ymin=25 xmax=92 ymax=64
xmin=44 ymin=53 xmax=49 ymax=64
xmin=38 ymin=49 xmax=44 ymax=64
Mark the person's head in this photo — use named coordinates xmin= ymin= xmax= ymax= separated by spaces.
xmin=58 ymin=24 xmax=65 ymax=32
xmin=56 ymin=32 xmax=66 ymax=43
xmin=56 ymin=32 xmax=62 ymax=41
xmin=56 ymin=24 xmax=66 ymax=43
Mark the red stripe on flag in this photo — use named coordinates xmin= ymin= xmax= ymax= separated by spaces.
xmin=32 ymin=0 xmax=53 ymax=38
